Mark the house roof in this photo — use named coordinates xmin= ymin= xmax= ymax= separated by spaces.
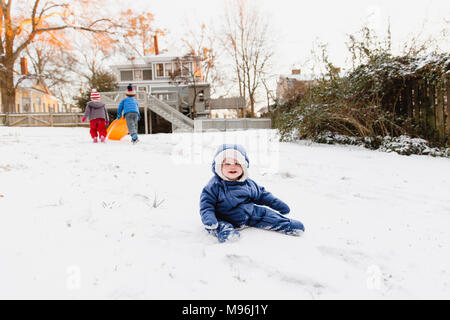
xmin=14 ymin=76 xmax=35 ymax=88
xmin=14 ymin=76 xmax=54 ymax=95
xmin=279 ymin=73 xmax=316 ymax=81
xmin=111 ymin=52 xmax=197 ymax=69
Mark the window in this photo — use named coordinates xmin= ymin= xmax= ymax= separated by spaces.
xmin=143 ymin=69 xmax=152 ymax=80
xmin=164 ymin=63 xmax=173 ymax=77
xmin=138 ymin=86 xmax=147 ymax=92
xmin=174 ymin=62 xmax=181 ymax=77
xmin=36 ymin=97 xmax=42 ymax=112
xmin=156 ymin=64 xmax=164 ymax=77
xmin=120 ymin=70 xmax=133 ymax=81
xmin=22 ymin=97 xmax=30 ymax=112
xmin=182 ymin=62 xmax=192 ymax=76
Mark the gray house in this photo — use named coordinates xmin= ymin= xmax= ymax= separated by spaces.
xmin=101 ymin=52 xmax=268 ymax=134
xmin=111 ymin=53 xmax=211 ymax=118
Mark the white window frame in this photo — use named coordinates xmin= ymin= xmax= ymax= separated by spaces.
xmin=134 ymin=70 xmax=143 ymax=81
xmin=164 ymin=63 xmax=173 ymax=77
xmin=155 ymin=63 xmax=165 ymax=78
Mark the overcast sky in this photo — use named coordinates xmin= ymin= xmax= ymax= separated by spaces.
xmin=125 ymin=0 xmax=449 ymax=76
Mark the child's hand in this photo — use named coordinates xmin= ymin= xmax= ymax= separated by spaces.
xmin=204 ymin=223 xmax=218 ymax=230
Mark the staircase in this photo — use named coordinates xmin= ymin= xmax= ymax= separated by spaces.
xmin=147 ymin=95 xmax=194 ymax=132
xmin=101 ymin=91 xmax=194 ymax=132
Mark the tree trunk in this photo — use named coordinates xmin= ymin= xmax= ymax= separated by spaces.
xmin=0 ymin=68 xmax=16 ymax=117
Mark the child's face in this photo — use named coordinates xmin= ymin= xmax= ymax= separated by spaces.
xmin=221 ymin=158 xmax=243 ymax=181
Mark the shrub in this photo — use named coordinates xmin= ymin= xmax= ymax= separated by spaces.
xmin=273 ymin=52 xmax=449 ymax=148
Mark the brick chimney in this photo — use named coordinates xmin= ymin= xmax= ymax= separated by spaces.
xmin=291 ymin=69 xmax=301 ymax=75
xmin=20 ymin=57 xmax=28 ymax=75
xmin=154 ymin=35 xmax=159 ymax=55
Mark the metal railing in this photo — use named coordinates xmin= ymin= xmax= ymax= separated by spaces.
xmin=100 ymin=91 xmax=194 ymax=131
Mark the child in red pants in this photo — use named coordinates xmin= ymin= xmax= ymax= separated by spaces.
xmin=82 ymin=89 xmax=109 ymax=143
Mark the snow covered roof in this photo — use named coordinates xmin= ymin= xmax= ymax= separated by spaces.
xmin=14 ymin=75 xmax=35 ymax=88
xmin=279 ymin=73 xmax=316 ymax=81
xmin=143 ymin=52 xmax=186 ymax=63
xmin=110 ymin=57 xmax=148 ymax=69
xmin=111 ymin=52 xmax=196 ymax=69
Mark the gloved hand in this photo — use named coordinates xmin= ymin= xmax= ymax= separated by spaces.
xmin=106 ymin=121 xmax=110 ymax=126
xmin=81 ymin=117 xmax=86 ymax=123
xmin=204 ymin=223 xmax=218 ymax=230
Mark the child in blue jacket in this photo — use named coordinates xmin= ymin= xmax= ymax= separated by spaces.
xmin=117 ymin=84 xmax=140 ymax=143
xmin=200 ymin=144 xmax=305 ymax=243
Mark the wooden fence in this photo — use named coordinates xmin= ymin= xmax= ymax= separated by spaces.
xmin=385 ymin=75 xmax=449 ymax=145
xmin=0 ymin=112 xmax=88 ymax=127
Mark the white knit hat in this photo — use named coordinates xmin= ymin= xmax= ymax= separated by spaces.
xmin=214 ymin=148 xmax=249 ymax=182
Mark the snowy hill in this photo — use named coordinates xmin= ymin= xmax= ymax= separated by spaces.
xmin=0 ymin=127 xmax=449 ymax=299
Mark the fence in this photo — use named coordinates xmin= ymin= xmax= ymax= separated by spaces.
xmin=194 ymin=118 xmax=272 ymax=132
xmin=0 ymin=112 xmax=88 ymax=127
xmin=386 ymin=75 xmax=449 ymax=145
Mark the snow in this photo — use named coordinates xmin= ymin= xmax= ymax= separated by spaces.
xmin=0 ymin=127 xmax=449 ymax=299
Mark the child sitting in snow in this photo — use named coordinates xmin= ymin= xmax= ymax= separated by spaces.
xmin=200 ymin=144 xmax=305 ymax=243
xmin=82 ymin=89 xmax=109 ymax=143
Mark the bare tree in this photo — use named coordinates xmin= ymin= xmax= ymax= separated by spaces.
xmin=181 ymin=23 xmax=224 ymax=96
xmin=25 ymin=36 xmax=77 ymax=86
xmin=116 ymin=9 xmax=166 ymax=59
xmin=169 ymin=54 xmax=203 ymax=118
xmin=0 ymin=0 xmax=116 ymax=117
xmin=221 ymin=0 xmax=274 ymax=117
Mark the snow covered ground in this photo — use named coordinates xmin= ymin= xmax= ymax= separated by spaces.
xmin=0 ymin=127 xmax=449 ymax=299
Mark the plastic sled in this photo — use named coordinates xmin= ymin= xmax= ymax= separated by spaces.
xmin=107 ymin=118 xmax=129 ymax=141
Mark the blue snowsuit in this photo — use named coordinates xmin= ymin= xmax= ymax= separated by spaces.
xmin=200 ymin=144 xmax=305 ymax=242
xmin=117 ymin=96 xmax=140 ymax=120
xmin=117 ymin=96 xmax=140 ymax=141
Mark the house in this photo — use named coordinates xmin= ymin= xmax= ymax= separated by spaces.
xmin=105 ymin=51 xmax=248 ymax=133
xmin=0 ymin=78 xmax=60 ymax=113
xmin=276 ymin=69 xmax=316 ymax=104
xmin=110 ymin=52 xmax=211 ymax=119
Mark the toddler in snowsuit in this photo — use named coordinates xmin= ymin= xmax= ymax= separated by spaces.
xmin=200 ymin=144 xmax=305 ymax=243
xmin=82 ymin=89 xmax=109 ymax=143
xmin=117 ymin=84 xmax=140 ymax=143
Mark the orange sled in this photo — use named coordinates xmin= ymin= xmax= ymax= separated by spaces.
xmin=107 ymin=118 xmax=129 ymax=141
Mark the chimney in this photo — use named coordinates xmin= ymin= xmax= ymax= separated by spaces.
xmin=154 ymin=35 xmax=159 ymax=55
xmin=291 ymin=69 xmax=301 ymax=75
xmin=20 ymin=57 xmax=28 ymax=75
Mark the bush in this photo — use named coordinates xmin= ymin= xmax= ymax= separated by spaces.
xmin=307 ymin=132 xmax=449 ymax=157
xmin=74 ymin=69 xmax=118 ymax=111
xmin=379 ymin=136 xmax=449 ymax=157
xmin=273 ymin=52 xmax=449 ymax=148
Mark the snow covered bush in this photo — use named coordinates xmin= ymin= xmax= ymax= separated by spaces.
xmin=379 ymin=136 xmax=449 ymax=157
xmin=310 ymin=132 xmax=449 ymax=157
xmin=273 ymin=52 xmax=449 ymax=148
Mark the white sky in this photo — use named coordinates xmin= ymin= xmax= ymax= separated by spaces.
xmin=125 ymin=0 xmax=449 ymax=75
